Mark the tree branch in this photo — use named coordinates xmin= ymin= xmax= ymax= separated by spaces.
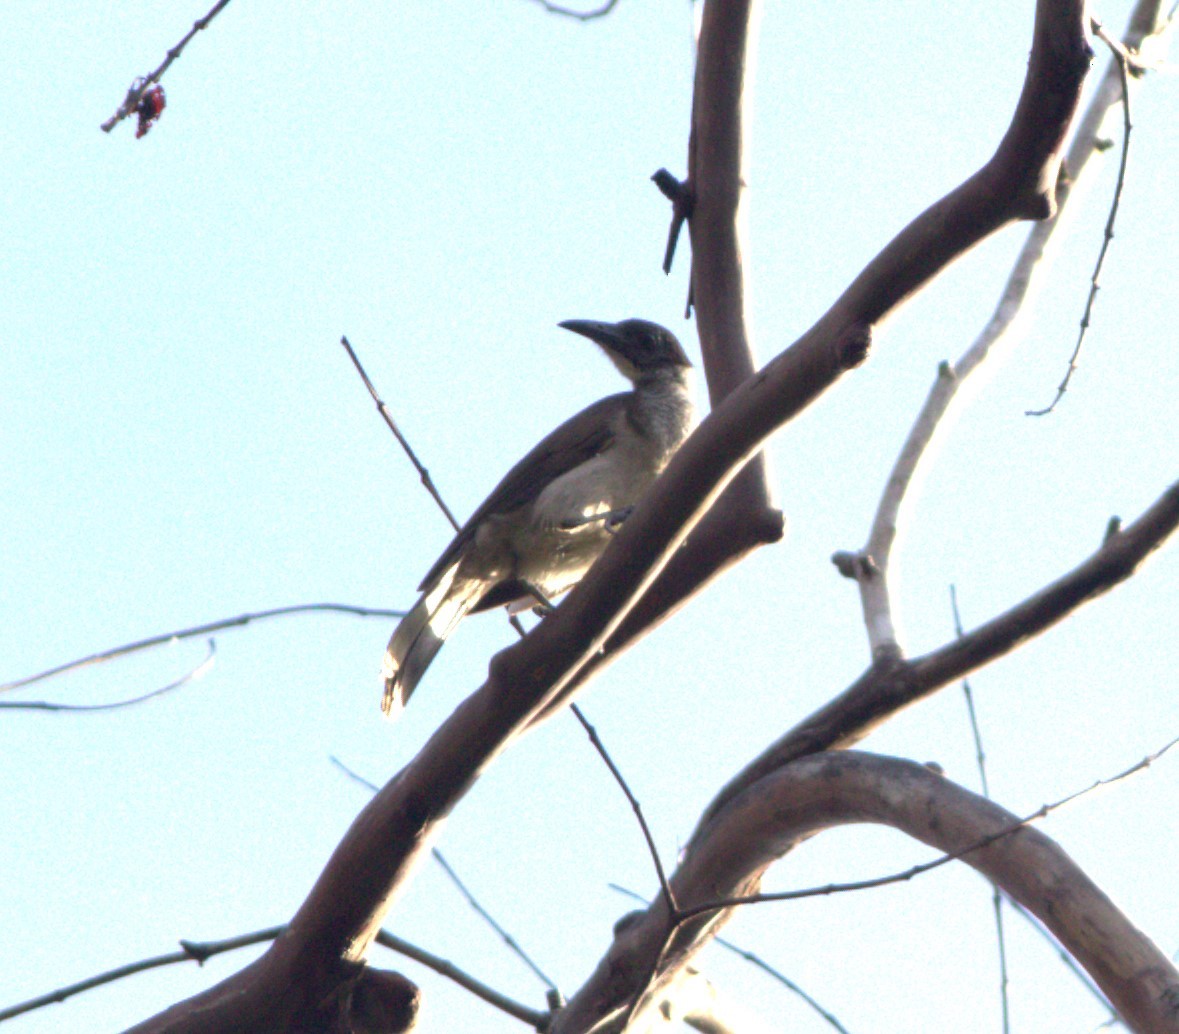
xmin=707 ymin=478 xmax=1179 ymax=824
xmin=554 ymin=752 xmax=1179 ymax=1033
xmin=0 ymin=603 xmax=402 ymax=695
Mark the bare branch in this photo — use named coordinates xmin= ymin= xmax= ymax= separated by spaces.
xmin=527 ymin=0 xmax=619 ymax=21
xmin=329 ymin=755 xmax=561 ymax=997
xmin=0 ymin=926 xmax=284 ymax=1022
xmin=555 ymin=751 xmax=1179 ymax=1032
xmin=709 ymin=937 xmax=851 ymax=1034
xmin=842 ymin=0 xmax=1172 ymax=657
xmin=1 ymin=603 xmax=401 ymax=695
xmin=707 ymin=478 xmax=1179 ymax=823
xmin=0 ymin=640 xmax=216 ymax=713
xmin=949 ymin=587 xmax=1009 ymax=1033
xmin=373 ymin=930 xmax=548 ymax=1029
xmin=569 ymin=703 xmax=677 ymax=915
xmin=431 ymin=850 xmax=561 ymax=995
xmin=340 ymin=335 xmax=461 ymax=531
xmin=1028 ymin=21 xmax=1137 ymax=416
xmin=100 ymin=0 xmax=233 ymax=133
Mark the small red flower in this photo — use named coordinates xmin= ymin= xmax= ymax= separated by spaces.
xmin=135 ymin=84 xmax=166 ymax=139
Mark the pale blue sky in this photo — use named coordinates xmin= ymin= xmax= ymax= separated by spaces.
xmin=2 ymin=3 xmax=1177 ymax=1031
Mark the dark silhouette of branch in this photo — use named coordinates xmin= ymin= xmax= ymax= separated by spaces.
xmin=340 ymin=335 xmax=461 ymax=531
xmin=837 ymin=0 xmax=1168 ymax=664
xmin=100 ymin=0 xmax=233 ymax=133
xmin=1 ymin=921 xmax=540 ymax=1031
xmin=373 ymin=930 xmax=548 ymax=1029
xmin=569 ymin=703 xmax=676 ymax=914
xmin=0 ymin=640 xmax=216 ymax=713
xmin=528 ymin=0 xmax=620 ymax=20
xmin=1 ymin=604 xmax=402 ymax=695
xmin=0 ymin=926 xmax=284 ymax=1023
xmin=651 ymin=168 xmax=694 ymax=275
xmin=1028 ymin=20 xmax=1136 ymax=416
xmin=710 ymin=477 xmax=1179 ymax=829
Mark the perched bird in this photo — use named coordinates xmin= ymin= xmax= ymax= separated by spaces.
xmin=381 ymin=318 xmax=694 ymax=716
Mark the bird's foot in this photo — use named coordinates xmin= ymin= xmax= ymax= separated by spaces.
xmin=520 ymin=580 xmax=557 ymax=616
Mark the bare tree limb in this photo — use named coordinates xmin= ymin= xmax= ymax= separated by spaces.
xmin=0 ymin=603 xmax=402 ymax=695
xmin=1027 ymin=19 xmax=1138 ymax=415
xmin=528 ymin=0 xmax=620 ymax=21
xmin=0 ymin=927 xmax=284 ymax=1023
xmin=0 ymin=640 xmax=215 ymax=713
xmin=373 ymin=930 xmax=547 ymax=1029
xmin=840 ymin=0 xmax=1171 ymax=659
xmin=341 ymin=335 xmax=462 ymax=532
xmin=708 ymin=477 xmax=1179 ymax=823
xmin=554 ymin=752 xmax=1179 ymax=1033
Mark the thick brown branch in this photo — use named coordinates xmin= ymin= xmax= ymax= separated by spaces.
xmin=554 ymin=753 xmax=1179 ymax=1033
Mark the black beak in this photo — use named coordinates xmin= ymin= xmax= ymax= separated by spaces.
xmin=558 ymin=319 xmax=620 ymax=349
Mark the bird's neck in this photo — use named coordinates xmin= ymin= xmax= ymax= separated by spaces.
xmin=627 ymin=369 xmax=694 ymax=460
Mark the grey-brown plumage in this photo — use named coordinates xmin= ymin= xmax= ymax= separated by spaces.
xmin=381 ymin=318 xmax=694 ymax=716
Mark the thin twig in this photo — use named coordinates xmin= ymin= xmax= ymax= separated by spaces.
xmin=340 ymin=336 xmax=461 ymax=532
xmin=1 ymin=603 xmax=402 ymax=694
xmin=569 ymin=703 xmax=677 ymax=913
xmin=679 ymin=732 xmax=1179 ymax=922
xmin=713 ymin=937 xmax=852 ymax=1033
xmin=430 ymin=849 xmax=561 ymax=995
xmin=0 ymin=640 xmax=216 ymax=713
xmin=0 ymin=926 xmax=284 ymax=1022
xmin=373 ymin=930 xmax=548 ymax=1029
xmin=651 ymin=168 xmax=694 ymax=275
xmin=1027 ymin=21 xmax=1135 ymax=416
xmin=528 ymin=0 xmax=619 ymax=20
xmin=950 ymin=586 xmax=1125 ymax=1033
xmin=100 ymin=0 xmax=233 ymax=133
xmin=328 ymin=756 xmax=562 ymax=998
xmin=327 ymin=754 xmax=561 ymax=1013
xmin=949 ymin=586 xmax=1008 ymax=1033
xmin=329 ymin=754 xmax=380 ymax=793
xmin=609 ymin=884 xmax=853 ymax=1034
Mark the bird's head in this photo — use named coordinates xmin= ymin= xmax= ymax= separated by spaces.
xmin=558 ymin=318 xmax=692 ymax=383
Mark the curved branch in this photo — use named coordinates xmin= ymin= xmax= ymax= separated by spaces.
xmin=0 ymin=603 xmax=402 ymax=694
xmin=554 ymin=752 xmax=1179 ymax=1033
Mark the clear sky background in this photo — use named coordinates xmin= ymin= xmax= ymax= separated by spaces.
xmin=2 ymin=2 xmax=1177 ymax=1031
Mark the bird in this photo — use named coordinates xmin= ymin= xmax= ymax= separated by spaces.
xmin=381 ymin=317 xmax=695 ymax=717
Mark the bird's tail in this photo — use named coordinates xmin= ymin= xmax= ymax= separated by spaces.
xmin=381 ymin=568 xmax=480 ymax=717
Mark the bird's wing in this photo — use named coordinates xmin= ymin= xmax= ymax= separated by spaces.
xmin=417 ymin=392 xmax=627 ymax=591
